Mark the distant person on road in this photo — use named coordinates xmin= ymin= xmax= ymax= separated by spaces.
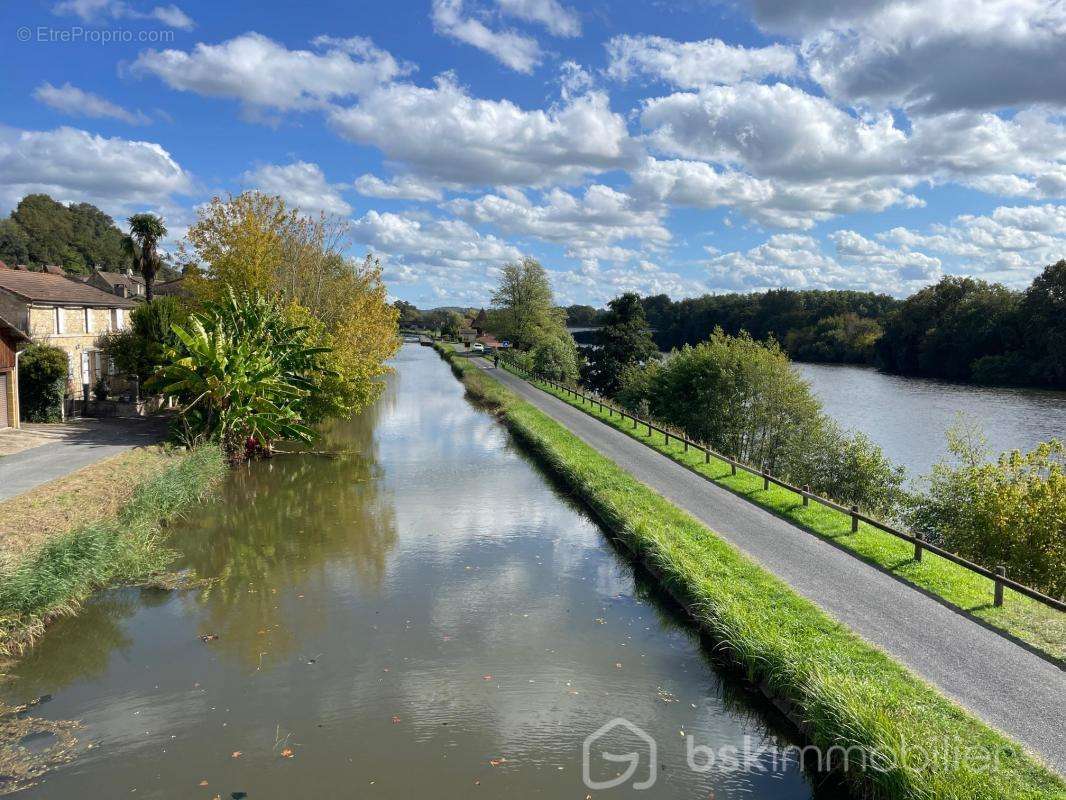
xmin=493 ymin=352 xmax=500 ymax=368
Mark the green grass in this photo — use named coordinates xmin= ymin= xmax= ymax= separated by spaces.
xmin=435 ymin=343 xmax=1064 ymax=800
xmin=0 ymin=446 xmax=226 ymax=657
xmin=496 ymin=361 xmax=1064 ymax=663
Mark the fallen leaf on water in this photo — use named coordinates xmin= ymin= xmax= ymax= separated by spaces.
xmin=391 ymin=715 xmax=401 ymax=724
xmin=198 ymin=780 xmax=209 ymax=786
xmin=231 ymin=751 xmax=242 ymax=759
xmin=489 ymin=757 xmax=506 ymax=767
xmin=280 ymin=747 xmax=294 ymax=758
xmin=199 ymin=634 xmax=219 ymax=643
xmin=482 ymin=675 xmax=493 ymax=681
xmin=615 ymin=663 xmax=622 ymax=669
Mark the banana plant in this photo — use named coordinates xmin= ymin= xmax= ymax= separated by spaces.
xmin=150 ymin=288 xmax=332 ymax=462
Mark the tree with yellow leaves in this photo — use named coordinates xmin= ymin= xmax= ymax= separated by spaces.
xmin=181 ymin=192 xmax=399 ymax=421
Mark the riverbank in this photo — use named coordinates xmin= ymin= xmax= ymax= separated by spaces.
xmin=435 ymin=344 xmax=1064 ymax=800
xmin=511 ymin=367 xmax=1064 ymax=663
xmin=0 ymin=445 xmax=225 ymax=658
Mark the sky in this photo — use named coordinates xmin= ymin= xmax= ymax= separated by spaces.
xmin=1 ymin=0 xmax=1064 ymax=307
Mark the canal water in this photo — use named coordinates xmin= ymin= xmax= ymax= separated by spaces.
xmin=1 ymin=345 xmax=842 ymax=799
xmin=796 ymin=362 xmax=1066 ymax=477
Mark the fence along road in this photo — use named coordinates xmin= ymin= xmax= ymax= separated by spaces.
xmin=463 ymin=354 xmax=1066 ymax=775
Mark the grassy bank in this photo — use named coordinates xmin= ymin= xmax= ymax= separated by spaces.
xmin=0 ymin=445 xmax=226 ymax=657
xmin=435 ymin=344 xmax=1064 ymax=800
xmin=500 ymin=363 xmax=1064 ymax=663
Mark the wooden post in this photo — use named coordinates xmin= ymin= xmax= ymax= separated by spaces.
xmin=684 ymin=439 xmax=688 ymax=452
xmin=994 ymin=566 xmax=1006 ymax=607
xmin=802 ymin=485 xmax=810 ymax=507
xmin=647 ymin=422 xmax=652 ymax=436
xmin=851 ymin=506 xmax=859 ymax=533
xmin=762 ymin=470 xmax=769 ymax=490
xmin=914 ymin=531 xmax=923 ymax=562
xmin=705 ymin=449 xmax=710 ymax=464
xmin=730 ymin=461 xmax=737 ymax=476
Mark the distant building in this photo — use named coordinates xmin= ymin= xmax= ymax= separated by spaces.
xmin=85 ymin=268 xmax=147 ymax=300
xmin=153 ymin=275 xmax=192 ymax=298
xmin=0 ymin=265 xmax=137 ymax=397
xmin=458 ymin=326 xmax=478 ymax=344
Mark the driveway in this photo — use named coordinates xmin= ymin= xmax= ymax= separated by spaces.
xmin=0 ymin=417 xmax=169 ymax=501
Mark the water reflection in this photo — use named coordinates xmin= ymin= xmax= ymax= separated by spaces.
xmin=1 ymin=347 xmax=845 ymax=799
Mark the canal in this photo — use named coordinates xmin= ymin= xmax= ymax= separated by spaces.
xmin=2 ymin=345 xmax=843 ymax=799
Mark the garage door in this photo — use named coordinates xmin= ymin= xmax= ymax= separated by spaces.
xmin=0 ymin=373 xmax=8 ymax=428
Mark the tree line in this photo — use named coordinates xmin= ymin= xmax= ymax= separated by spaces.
xmin=562 ymin=262 xmax=1066 ymax=389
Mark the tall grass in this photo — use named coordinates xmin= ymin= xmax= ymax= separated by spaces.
xmin=0 ymin=446 xmax=225 ymax=656
xmin=436 ymin=344 xmax=1065 ymax=800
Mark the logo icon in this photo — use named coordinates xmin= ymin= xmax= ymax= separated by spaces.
xmin=582 ymin=718 xmax=657 ymax=790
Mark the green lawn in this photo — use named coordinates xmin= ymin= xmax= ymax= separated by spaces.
xmin=499 ymin=362 xmax=1063 ymax=663
xmin=435 ymin=343 xmax=1064 ymax=800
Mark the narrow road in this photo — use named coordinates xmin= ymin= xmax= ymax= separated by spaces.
xmin=468 ymin=356 xmax=1066 ymax=774
xmin=0 ymin=417 xmax=167 ymax=501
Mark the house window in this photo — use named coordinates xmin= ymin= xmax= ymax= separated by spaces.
xmin=110 ymin=308 xmax=125 ymax=330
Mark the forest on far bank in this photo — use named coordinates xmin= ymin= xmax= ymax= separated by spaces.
xmin=561 ymin=261 xmax=1066 ymax=389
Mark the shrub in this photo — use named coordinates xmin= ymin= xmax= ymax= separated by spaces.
xmin=17 ymin=344 xmax=68 ymax=422
xmin=101 ymin=295 xmax=188 ymax=383
xmin=530 ymin=331 xmax=580 ymax=382
xmin=618 ymin=330 xmax=903 ymax=515
xmin=907 ymin=423 xmax=1066 ymax=599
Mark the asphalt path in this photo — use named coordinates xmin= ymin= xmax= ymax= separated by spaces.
xmin=467 ymin=355 xmax=1065 ymax=775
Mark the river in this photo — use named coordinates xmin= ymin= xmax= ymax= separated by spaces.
xmin=1 ymin=345 xmax=844 ymax=799
xmin=796 ymin=362 xmax=1066 ymax=478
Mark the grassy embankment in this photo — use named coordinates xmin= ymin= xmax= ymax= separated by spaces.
xmin=435 ymin=343 xmax=1064 ymax=800
xmin=499 ymin=362 xmax=1064 ymax=663
xmin=0 ymin=445 xmax=225 ymax=658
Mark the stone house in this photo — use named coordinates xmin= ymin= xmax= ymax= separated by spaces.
xmin=0 ymin=267 xmax=137 ymax=398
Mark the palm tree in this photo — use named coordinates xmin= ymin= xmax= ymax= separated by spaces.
xmin=127 ymin=213 xmax=167 ymax=301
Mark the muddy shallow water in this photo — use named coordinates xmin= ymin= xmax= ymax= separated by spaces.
xmin=2 ymin=345 xmax=846 ymax=799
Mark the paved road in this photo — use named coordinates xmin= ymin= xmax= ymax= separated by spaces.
xmin=0 ymin=417 xmax=167 ymax=501
xmin=468 ymin=356 xmax=1065 ymax=774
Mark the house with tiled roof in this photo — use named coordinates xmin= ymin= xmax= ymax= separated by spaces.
xmin=86 ymin=268 xmax=147 ymax=300
xmin=0 ymin=265 xmax=137 ymax=399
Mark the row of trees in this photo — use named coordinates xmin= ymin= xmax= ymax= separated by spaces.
xmin=585 ymin=261 xmax=1065 ymax=389
xmin=876 ymin=263 xmax=1066 ymax=386
xmin=100 ymin=192 xmax=398 ymax=463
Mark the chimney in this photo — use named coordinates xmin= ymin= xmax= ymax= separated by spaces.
xmin=125 ymin=267 xmax=134 ymax=278
xmin=116 ymin=284 xmax=128 ymax=298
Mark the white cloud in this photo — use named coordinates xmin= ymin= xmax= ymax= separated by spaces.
xmin=0 ymin=125 xmax=192 ymax=213
xmin=329 ymin=75 xmax=636 ymax=188
xmin=745 ymin=0 xmax=1066 ymax=113
xmin=34 ymin=82 xmax=150 ymax=126
xmin=53 ymin=0 xmax=194 ymax=30
xmin=637 ymin=82 xmax=1066 ymax=227
xmin=243 ymin=161 xmax=351 ymax=216
xmin=553 ymin=259 xmax=708 ymax=305
xmin=432 ymin=0 xmax=542 ymax=73
xmin=132 ymin=33 xmax=411 ymax=113
xmin=353 ymin=174 xmax=443 ymax=202
xmin=496 ymin=0 xmax=580 ymax=37
xmin=606 ymin=35 xmax=798 ymax=89
xmin=446 ymin=184 xmax=670 ymax=260
xmin=704 ymin=232 xmax=937 ymax=295
xmin=878 ymin=203 xmax=1066 ymax=284
xmin=351 ymin=209 xmax=522 ymax=274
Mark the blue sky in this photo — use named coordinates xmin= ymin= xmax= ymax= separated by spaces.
xmin=1 ymin=0 xmax=1064 ymax=307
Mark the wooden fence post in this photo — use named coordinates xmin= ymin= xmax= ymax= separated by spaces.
xmin=994 ymin=566 xmax=1006 ymax=607
xmin=802 ymin=485 xmax=810 ymax=507
xmin=850 ymin=506 xmax=859 ymax=533
xmin=762 ymin=470 xmax=769 ymax=490
xmin=704 ymin=449 xmax=710 ymax=464
xmin=914 ymin=531 xmax=923 ymax=562
xmin=730 ymin=461 xmax=737 ymax=476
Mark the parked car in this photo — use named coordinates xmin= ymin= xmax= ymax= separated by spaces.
xmin=472 ymin=342 xmax=485 ymax=353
